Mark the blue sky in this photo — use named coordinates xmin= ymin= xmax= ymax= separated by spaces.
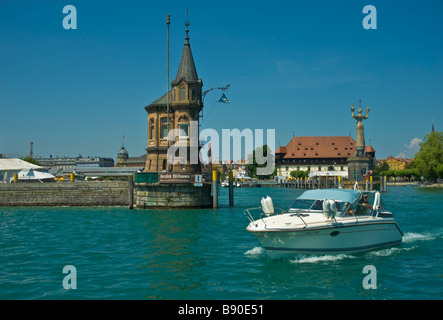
xmin=1 ymin=0 xmax=442 ymax=161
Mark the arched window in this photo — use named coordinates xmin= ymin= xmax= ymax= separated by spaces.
xmin=178 ymin=115 xmax=189 ymax=138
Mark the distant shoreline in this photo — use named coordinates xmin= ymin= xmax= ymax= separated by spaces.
xmin=420 ymin=183 xmax=443 ymax=188
xmin=387 ymin=182 xmax=443 ymax=188
xmin=386 ymin=182 xmax=417 ymax=186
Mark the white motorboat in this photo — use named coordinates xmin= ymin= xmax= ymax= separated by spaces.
xmin=245 ymin=189 xmax=403 ymax=258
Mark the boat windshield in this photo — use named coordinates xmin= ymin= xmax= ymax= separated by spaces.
xmin=341 ymin=192 xmax=376 ymax=217
xmin=289 ymin=199 xmax=319 ymax=211
xmin=289 ymin=199 xmax=351 ymax=215
xmin=288 ymin=190 xmax=377 ymax=217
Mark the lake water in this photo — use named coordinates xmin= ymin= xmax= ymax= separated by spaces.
xmin=1 ymin=186 xmax=442 ymax=300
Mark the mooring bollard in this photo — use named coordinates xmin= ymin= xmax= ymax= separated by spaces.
xmin=212 ymin=170 xmax=218 ymax=208
xmin=228 ymin=171 xmax=234 ymax=206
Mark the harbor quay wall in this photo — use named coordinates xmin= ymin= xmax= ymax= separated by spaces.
xmin=135 ymin=183 xmax=212 ymax=208
xmin=0 ymin=181 xmax=130 ymax=206
xmin=0 ymin=181 xmax=213 ymax=208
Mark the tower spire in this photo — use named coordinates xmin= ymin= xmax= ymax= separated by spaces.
xmin=185 ymin=9 xmax=190 ymax=43
xmin=171 ymin=10 xmax=199 ymax=85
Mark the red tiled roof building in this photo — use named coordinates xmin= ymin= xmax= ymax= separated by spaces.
xmin=275 ymin=136 xmax=374 ymax=177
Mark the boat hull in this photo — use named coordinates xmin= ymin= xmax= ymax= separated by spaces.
xmin=249 ymin=221 xmax=403 ymax=258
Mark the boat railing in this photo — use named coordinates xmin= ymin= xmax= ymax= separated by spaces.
xmin=243 ymin=207 xmax=286 ymax=225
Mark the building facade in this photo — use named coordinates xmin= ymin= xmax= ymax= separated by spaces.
xmin=117 ymin=146 xmax=147 ymax=167
xmin=75 ymin=157 xmax=114 ymax=168
xmin=144 ymin=23 xmax=203 ymax=173
xmin=275 ymin=136 xmax=361 ymax=177
xmin=380 ymin=156 xmax=413 ymax=171
xmin=38 ymin=156 xmax=114 ymax=170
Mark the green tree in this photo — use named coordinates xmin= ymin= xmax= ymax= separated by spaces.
xmin=413 ymin=131 xmax=443 ymax=181
xmin=20 ymin=156 xmax=41 ymax=166
xmin=373 ymin=161 xmax=389 ymax=177
xmin=380 ymin=170 xmax=395 ymax=178
xmin=247 ymin=145 xmax=275 ymax=179
xmin=290 ymin=170 xmax=309 ymax=178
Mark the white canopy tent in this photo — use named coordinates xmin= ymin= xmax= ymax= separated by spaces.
xmin=0 ymin=158 xmax=53 ymax=182
xmin=16 ymin=168 xmax=55 ymax=182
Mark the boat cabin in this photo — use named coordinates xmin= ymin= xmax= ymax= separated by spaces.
xmin=289 ymin=189 xmax=382 ymax=217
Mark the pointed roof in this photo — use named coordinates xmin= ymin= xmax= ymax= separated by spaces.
xmin=146 ymin=91 xmax=172 ymax=107
xmin=171 ymin=25 xmax=199 ymax=85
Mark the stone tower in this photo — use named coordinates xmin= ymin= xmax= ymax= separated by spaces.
xmin=144 ymin=19 xmax=203 ymax=173
xmin=117 ymin=146 xmax=129 ymax=167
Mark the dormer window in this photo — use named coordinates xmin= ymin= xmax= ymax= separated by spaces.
xmin=179 ymin=86 xmax=186 ymax=100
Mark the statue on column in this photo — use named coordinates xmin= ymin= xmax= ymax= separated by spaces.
xmin=351 ymin=99 xmax=369 ymax=157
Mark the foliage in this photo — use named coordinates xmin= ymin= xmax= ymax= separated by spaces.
xmin=413 ymin=131 xmax=443 ymax=181
xmin=290 ymin=170 xmax=309 ymax=178
xmin=247 ymin=145 xmax=275 ymax=179
xmin=380 ymin=168 xmax=419 ymax=178
xmin=20 ymin=156 xmax=41 ymax=166
xmin=373 ymin=161 xmax=389 ymax=177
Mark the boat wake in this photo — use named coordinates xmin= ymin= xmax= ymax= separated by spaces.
xmin=366 ymin=231 xmax=441 ymax=257
xmin=244 ymin=247 xmax=266 ymax=257
xmin=367 ymin=245 xmax=417 ymax=257
xmin=289 ymin=254 xmax=355 ymax=264
xmin=244 ymin=247 xmax=356 ymax=263
xmin=402 ymin=231 xmax=439 ymax=243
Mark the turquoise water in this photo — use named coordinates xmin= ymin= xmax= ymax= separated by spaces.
xmin=1 ymin=186 xmax=442 ymax=300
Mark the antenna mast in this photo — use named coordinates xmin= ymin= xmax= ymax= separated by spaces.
xmin=29 ymin=142 xmax=34 ymax=158
xmin=166 ymin=14 xmax=171 ymax=171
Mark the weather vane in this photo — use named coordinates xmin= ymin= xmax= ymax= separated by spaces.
xmin=185 ymin=9 xmax=190 ymax=38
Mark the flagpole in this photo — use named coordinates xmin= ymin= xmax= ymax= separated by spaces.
xmin=166 ymin=14 xmax=171 ymax=172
